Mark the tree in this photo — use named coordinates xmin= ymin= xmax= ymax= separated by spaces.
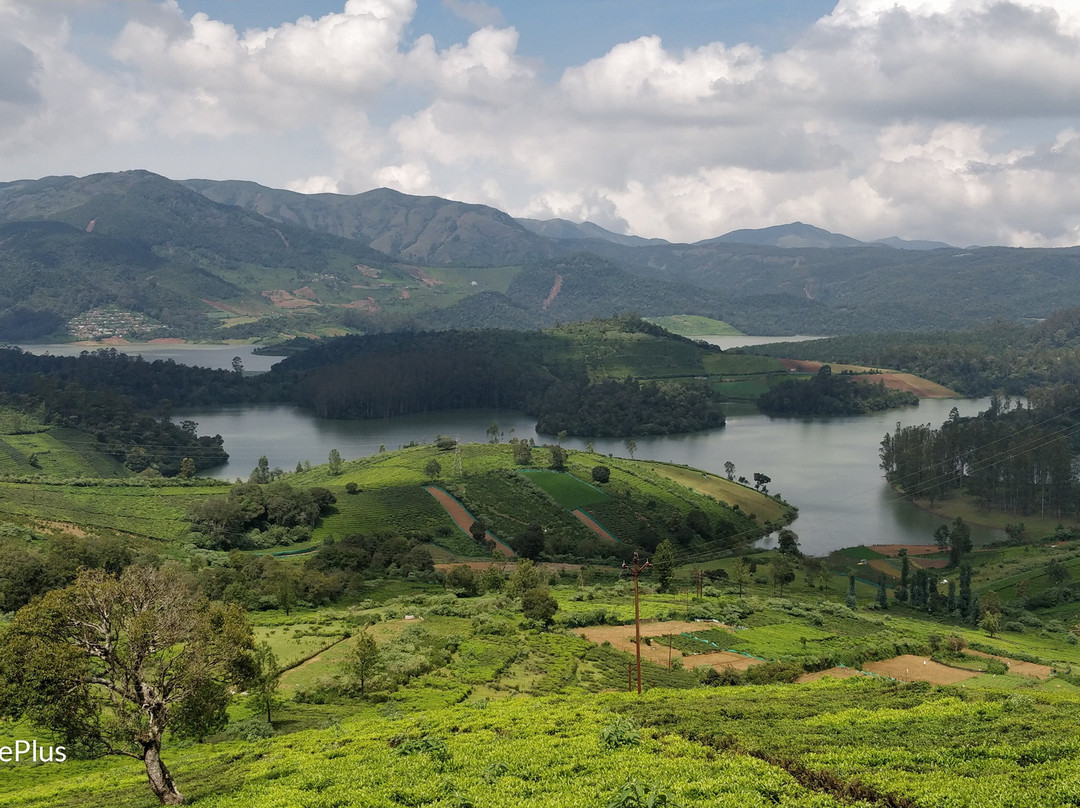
xmin=250 ymin=456 xmax=271 ymax=485
xmin=0 ymin=566 xmax=254 ymax=805
xmin=247 ymin=642 xmax=281 ymax=725
xmin=507 ymin=559 xmax=542 ymax=598
xmin=846 ymin=573 xmax=857 ymax=610
xmin=487 ymin=421 xmax=501 ymax=444
xmin=424 ymin=458 xmax=442 ymax=480
xmin=328 ymin=448 xmax=343 ymax=475
xmin=178 ymin=457 xmax=196 ymax=479
xmin=753 ymin=472 xmax=770 ymax=493
xmin=771 ymin=555 xmax=795 ymax=594
xmin=445 ymin=565 xmax=480 ymax=597
xmin=653 ymin=539 xmax=675 ymax=592
xmin=981 ymin=610 xmax=1002 ymax=638
xmin=1048 ymin=558 xmax=1072 ymax=585
xmin=592 ymin=465 xmax=611 ymax=483
xmin=512 ymin=440 xmax=533 ymax=465
xmin=469 ymin=517 xmax=488 ymax=544
xmin=777 ymin=529 xmax=802 ymax=558
xmin=549 ymin=445 xmax=567 ymax=470
xmin=624 ymin=439 xmax=638 ymax=460
xmin=521 ymin=587 xmax=558 ymax=627
xmin=877 ymin=580 xmax=889 ymax=610
xmin=948 ymin=517 xmax=972 ymax=567
xmin=514 ymin=523 xmax=545 ymax=560
xmin=732 ymin=558 xmax=751 ymax=596
xmin=897 ymin=549 xmax=910 ymax=603
xmin=724 ymin=461 xmax=735 ymax=481
xmin=346 ymin=631 xmax=381 ymax=697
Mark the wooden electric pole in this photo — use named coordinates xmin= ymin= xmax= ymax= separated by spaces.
xmin=623 ymin=551 xmax=652 ymax=694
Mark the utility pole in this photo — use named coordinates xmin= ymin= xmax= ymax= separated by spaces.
xmin=623 ymin=551 xmax=652 ymax=695
xmin=695 ymin=569 xmax=703 ymax=599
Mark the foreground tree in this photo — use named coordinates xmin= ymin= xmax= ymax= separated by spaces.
xmin=248 ymin=642 xmax=282 ymax=724
xmin=653 ymin=539 xmax=675 ymax=592
xmin=0 ymin=566 xmax=254 ymax=805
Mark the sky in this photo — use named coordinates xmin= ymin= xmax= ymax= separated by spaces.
xmin=3 ymin=1 xmax=1080 ymax=247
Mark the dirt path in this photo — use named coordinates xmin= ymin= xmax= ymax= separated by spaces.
xmin=965 ymin=650 xmax=1053 ymax=679
xmin=424 ymin=486 xmax=514 ymax=558
xmin=572 ymin=509 xmax=620 ymax=543
xmin=863 ymin=655 xmax=982 ymax=684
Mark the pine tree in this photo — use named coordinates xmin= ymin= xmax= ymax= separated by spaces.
xmin=876 ymin=580 xmax=888 ymax=610
xmin=897 ymin=550 xmax=910 ymax=603
xmin=846 ymin=573 xmax=857 ymax=610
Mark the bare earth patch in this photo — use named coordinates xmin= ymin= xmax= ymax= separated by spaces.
xmin=424 ymin=486 xmax=514 ymax=558
xmin=577 ymin=621 xmax=755 ymax=670
xmin=571 ymin=509 xmax=618 ymax=543
xmin=864 ymin=654 xmax=982 ymax=684
xmin=776 ymin=359 xmax=956 ymax=398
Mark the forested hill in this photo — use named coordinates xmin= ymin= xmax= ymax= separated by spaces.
xmin=5 ymin=171 xmax=1080 ymax=341
xmin=268 ymin=316 xmax=728 ymax=437
xmin=737 ymin=306 xmax=1080 ymax=396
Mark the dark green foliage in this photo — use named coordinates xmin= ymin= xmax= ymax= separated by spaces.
xmin=521 ymin=586 xmax=559 ymax=627
xmin=513 ymin=523 xmax=546 ymax=560
xmin=758 ymin=365 xmax=918 ymax=416
xmin=653 ymin=540 xmax=675 ymax=592
xmin=592 ymin=465 xmax=611 ymax=483
xmin=881 ymin=396 xmax=1079 ymax=518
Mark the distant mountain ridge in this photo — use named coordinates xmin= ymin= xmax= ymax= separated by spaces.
xmin=0 ymin=169 xmax=1076 ymax=342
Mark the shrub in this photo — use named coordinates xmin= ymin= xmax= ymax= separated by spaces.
xmin=601 ymin=716 xmax=641 ymax=749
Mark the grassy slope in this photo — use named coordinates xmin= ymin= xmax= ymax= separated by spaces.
xmin=645 ymin=315 xmax=743 ymax=336
xmin=7 ymin=570 xmax=1080 ymax=808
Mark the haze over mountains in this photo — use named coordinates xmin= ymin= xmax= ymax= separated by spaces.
xmin=0 ymin=170 xmax=1076 ymax=342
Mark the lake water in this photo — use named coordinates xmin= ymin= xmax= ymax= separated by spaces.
xmin=17 ymin=343 xmax=282 ymax=373
xmin=24 ymin=337 xmax=995 ymax=556
xmin=176 ymin=396 xmax=996 ymax=557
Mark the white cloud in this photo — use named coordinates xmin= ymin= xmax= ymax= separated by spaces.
xmin=3 ymin=0 xmax=1080 ymax=246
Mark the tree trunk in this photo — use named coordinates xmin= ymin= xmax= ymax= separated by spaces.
xmin=143 ymin=743 xmax=184 ymax=805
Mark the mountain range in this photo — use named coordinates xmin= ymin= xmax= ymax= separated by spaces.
xmin=0 ymin=169 xmax=1076 ymax=342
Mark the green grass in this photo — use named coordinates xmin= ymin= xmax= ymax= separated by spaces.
xmin=645 ymin=315 xmax=743 ymax=337
xmin=519 ymin=470 xmax=610 ymax=509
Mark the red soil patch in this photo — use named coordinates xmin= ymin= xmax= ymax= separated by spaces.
xmin=262 ymin=290 xmax=320 ymax=309
xmin=342 ymin=297 xmax=380 ymax=312
xmin=572 ymin=509 xmax=618 ymax=543
xmin=201 ymin=299 xmax=241 ymax=314
xmin=542 ymin=273 xmax=563 ymax=310
xmin=292 ymin=286 xmax=319 ymax=301
xmin=147 ymin=338 xmax=187 ymax=344
xmin=401 ymin=289 xmax=411 ymax=299
xmin=863 ymin=655 xmax=982 ymax=684
xmin=424 ymin=486 xmax=514 ymax=558
xmin=796 ymin=667 xmax=863 ymax=684
xmin=912 ymin=559 xmax=949 ymax=569
xmin=779 ymin=359 xmax=821 ymax=372
xmin=357 ymin=265 xmax=381 ymax=278
xmin=852 ymin=372 xmax=957 ymax=398
xmin=408 ymin=268 xmax=443 ymax=287
xmin=965 ymin=650 xmax=1053 ymax=679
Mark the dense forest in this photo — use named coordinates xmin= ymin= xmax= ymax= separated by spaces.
xmin=880 ymin=389 xmax=1080 ymax=518
xmin=757 ymin=365 xmax=919 ymax=416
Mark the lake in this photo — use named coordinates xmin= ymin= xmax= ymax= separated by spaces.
xmin=176 ymin=396 xmax=996 ymax=557
xmin=23 ymin=338 xmax=995 ymax=556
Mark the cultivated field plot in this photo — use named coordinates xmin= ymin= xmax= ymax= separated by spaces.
xmin=519 ymin=470 xmax=610 ymax=510
xmin=576 ymin=620 xmax=760 ymax=670
xmin=863 ymin=654 xmax=982 ymax=684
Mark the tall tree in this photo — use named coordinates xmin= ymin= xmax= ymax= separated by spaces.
xmin=846 ymin=573 xmax=857 ymax=610
xmin=0 ymin=566 xmax=254 ymax=805
xmin=248 ymin=642 xmax=281 ymax=724
xmin=346 ymin=631 xmax=381 ymax=697
xmin=653 ymin=540 xmax=675 ymax=592
xmin=897 ymin=549 xmax=910 ymax=603
xmin=328 ymin=448 xmax=343 ymax=475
